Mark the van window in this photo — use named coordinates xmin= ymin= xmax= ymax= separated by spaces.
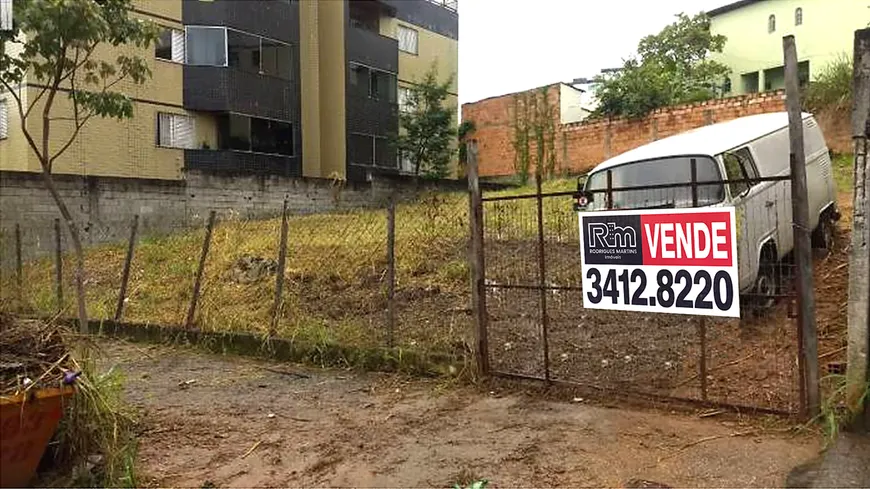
xmin=585 ymin=156 xmax=724 ymax=210
xmin=723 ymin=148 xmax=758 ymax=198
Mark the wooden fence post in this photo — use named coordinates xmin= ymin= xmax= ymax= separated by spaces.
xmin=54 ymin=218 xmax=63 ymax=309
xmin=15 ymin=223 xmax=22 ymax=302
xmin=467 ymin=140 xmax=490 ymax=376
xmin=114 ymin=215 xmax=139 ymax=322
xmin=386 ymin=197 xmax=397 ymax=348
xmin=185 ymin=211 xmax=216 ymax=330
xmin=271 ymin=200 xmax=290 ymax=336
xmin=784 ymin=35 xmax=820 ymax=419
xmin=847 ymin=27 xmax=870 ymax=428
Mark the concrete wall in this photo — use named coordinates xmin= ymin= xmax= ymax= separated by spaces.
xmin=463 ymin=89 xmax=852 ymax=178
xmin=0 ymin=170 xmax=467 ymax=268
xmin=710 ymin=0 xmax=868 ymax=94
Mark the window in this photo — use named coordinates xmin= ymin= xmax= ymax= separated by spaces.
xmin=227 ymin=30 xmax=260 ymax=74
xmin=0 ymin=100 xmax=8 ymax=140
xmin=768 ymin=14 xmax=776 ymax=33
xmin=370 ymin=70 xmax=397 ymax=102
xmin=398 ymin=87 xmax=413 ymax=112
xmin=349 ymin=133 xmax=395 ymax=168
xmin=157 ymin=113 xmax=196 ymax=149
xmin=722 ymin=147 xmax=758 ymax=197
xmin=795 ymin=7 xmax=803 ymax=25
xmin=251 ymin=117 xmax=293 ymax=155
xmin=218 ymin=114 xmax=294 ymax=156
xmin=261 ymin=39 xmax=292 ymax=79
xmin=349 ymin=63 xmax=397 ymax=102
xmin=186 ymin=26 xmax=227 ymax=66
xmin=156 ymin=28 xmax=185 ymax=63
xmin=585 ymin=157 xmax=724 ymax=210
xmin=397 ymin=25 xmax=418 ymax=54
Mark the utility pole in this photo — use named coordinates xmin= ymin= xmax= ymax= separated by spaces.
xmin=783 ymin=35 xmax=820 ymax=418
xmin=847 ymin=28 xmax=870 ymax=430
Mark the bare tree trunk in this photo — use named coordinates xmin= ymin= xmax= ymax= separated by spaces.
xmin=38 ymin=163 xmax=88 ymax=334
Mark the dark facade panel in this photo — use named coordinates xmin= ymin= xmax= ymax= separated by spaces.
xmin=346 ymin=26 xmax=399 ymax=73
xmin=380 ymin=0 xmax=458 ymax=40
xmin=182 ymin=0 xmax=299 ymax=43
xmin=183 ymin=66 xmax=299 ymax=122
xmin=346 ymin=96 xmax=398 ymax=136
xmin=184 ymin=149 xmax=302 ymax=177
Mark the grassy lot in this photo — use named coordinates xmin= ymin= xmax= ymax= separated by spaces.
xmin=1 ymin=179 xmax=582 ymax=361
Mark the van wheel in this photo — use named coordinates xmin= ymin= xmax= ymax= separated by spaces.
xmin=812 ymin=217 xmax=836 ymax=252
xmin=751 ymin=262 xmax=778 ymax=316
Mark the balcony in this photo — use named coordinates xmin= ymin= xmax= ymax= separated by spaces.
xmin=346 ymin=26 xmax=398 ymax=74
xmin=182 ymin=0 xmax=298 ymax=44
xmin=183 ymin=66 xmax=298 ymax=121
xmin=184 ymin=149 xmax=301 ymax=177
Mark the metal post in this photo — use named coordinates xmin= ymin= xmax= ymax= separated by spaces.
xmin=467 ymin=140 xmax=490 ymax=376
xmin=185 ymin=211 xmax=216 ymax=330
xmin=114 ymin=215 xmax=139 ymax=322
xmin=54 ymin=218 xmax=63 ymax=309
xmin=14 ymin=223 xmax=22 ymax=301
xmin=606 ymin=169 xmax=614 ymax=210
xmin=784 ymin=35 xmax=820 ymax=418
xmin=386 ymin=197 xmax=397 ymax=348
xmin=846 ymin=28 xmax=870 ymax=427
xmin=691 ymin=158 xmax=708 ymax=400
xmin=270 ymin=200 xmax=290 ymax=336
xmin=536 ymin=174 xmax=551 ymax=381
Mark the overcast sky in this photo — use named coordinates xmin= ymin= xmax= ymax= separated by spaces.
xmin=457 ymin=0 xmax=731 ymax=105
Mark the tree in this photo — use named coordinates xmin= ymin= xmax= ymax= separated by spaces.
xmin=457 ymin=119 xmax=475 ymax=176
xmin=593 ymin=13 xmax=730 ymax=119
xmin=396 ymin=66 xmax=457 ymax=179
xmin=0 ymin=0 xmax=159 ymax=332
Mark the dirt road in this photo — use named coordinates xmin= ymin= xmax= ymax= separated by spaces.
xmin=106 ymin=341 xmax=821 ymax=487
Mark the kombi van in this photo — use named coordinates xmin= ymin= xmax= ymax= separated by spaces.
xmin=580 ymin=112 xmax=838 ymax=306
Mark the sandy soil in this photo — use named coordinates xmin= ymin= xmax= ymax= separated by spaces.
xmin=103 ymin=341 xmax=822 ymax=487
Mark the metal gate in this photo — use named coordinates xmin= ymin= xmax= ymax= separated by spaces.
xmin=468 ymin=167 xmax=808 ymax=415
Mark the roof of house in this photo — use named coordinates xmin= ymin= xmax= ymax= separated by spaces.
xmin=707 ymin=0 xmax=764 ymax=17
xmin=590 ymin=112 xmax=810 ymax=173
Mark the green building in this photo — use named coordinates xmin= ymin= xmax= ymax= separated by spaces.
xmin=709 ymin=0 xmax=869 ymax=94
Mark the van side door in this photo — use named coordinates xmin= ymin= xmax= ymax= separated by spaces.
xmin=723 ymin=147 xmax=769 ymax=292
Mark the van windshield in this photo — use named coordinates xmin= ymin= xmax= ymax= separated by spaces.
xmin=584 ymin=156 xmax=725 ymax=211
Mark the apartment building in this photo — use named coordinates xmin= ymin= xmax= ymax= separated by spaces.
xmin=0 ymin=0 xmax=459 ymax=182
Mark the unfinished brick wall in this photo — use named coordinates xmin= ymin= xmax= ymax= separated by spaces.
xmin=463 ymin=89 xmax=852 ymax=178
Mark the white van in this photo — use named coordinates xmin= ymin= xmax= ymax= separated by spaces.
xmin=581 ymin=112 xmax=839 ymax=303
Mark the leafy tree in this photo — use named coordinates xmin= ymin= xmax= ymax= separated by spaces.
xmin=396 ymin=66 xmax=457 ymax=179
xmin=593 ymin=13 xmax=730 ymax=119
xmin=0 ymin=0 xmax=160 ymax=332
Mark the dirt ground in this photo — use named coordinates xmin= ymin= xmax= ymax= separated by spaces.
xmin=103 ymin=340 xmax=823 ymax=487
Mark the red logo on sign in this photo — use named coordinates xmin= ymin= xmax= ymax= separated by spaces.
xmin=640 ymin=211 xmax=733 ymax=267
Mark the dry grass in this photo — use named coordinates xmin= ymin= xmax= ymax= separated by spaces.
xmin=0 ymin=180 xmax=581 ymax=363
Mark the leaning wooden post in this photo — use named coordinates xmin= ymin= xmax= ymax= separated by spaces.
xmin=114 ymin=215 xmax=139 ymax=322
xmin=15 ymin=223 xmax=22 ymax=302
xmin=467 ymin=140 xmax=490 ymax=376
xmin=54 ymin=218 xmax=64 ymax=310
xmin=386 ymin=196 xmax=397 ymax=348
xmin=846 ymin=27 xmax=870 ymax=428
xmin=270 ymin=200 xmax=290 ymax=336
xmin=784 ymin=35 xmax=820 ymax=419
xmin=185 ymin=211 xmax=216 ymax=330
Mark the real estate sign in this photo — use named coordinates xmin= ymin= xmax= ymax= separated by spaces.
xmin=578 ymin=207 xmax=740 ymax=318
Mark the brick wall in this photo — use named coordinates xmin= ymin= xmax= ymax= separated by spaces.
xmin=0 ymin=170 xmax=469 ymax=268
xmin=463 ymin=89 xmax=852 ymax=178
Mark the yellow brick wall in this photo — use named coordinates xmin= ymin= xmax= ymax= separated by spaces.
xmin=0 ymin=87 xmax=35 ymax=172
xmin=1 ymin=4 xmax=189 ymax=180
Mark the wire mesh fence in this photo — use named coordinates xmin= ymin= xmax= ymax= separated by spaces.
xmin=0 ymin=192 xmax=473 ymax=362
xmin=477 ymin=168 xmax=846 ymax=414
